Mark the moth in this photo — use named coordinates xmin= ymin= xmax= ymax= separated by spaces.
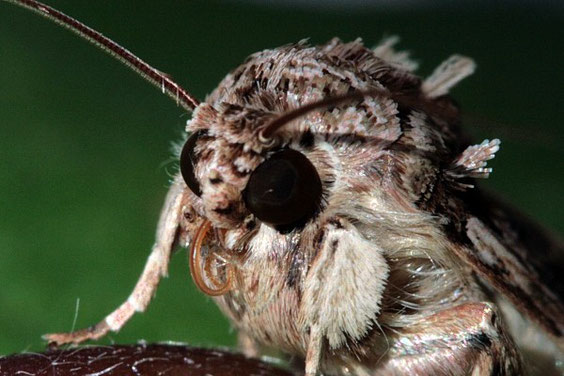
xmin=3 ymin=1 xmax=563 ymax=375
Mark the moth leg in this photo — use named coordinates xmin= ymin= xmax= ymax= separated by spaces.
xmin=305 ymin=325 xmax=322 ymax=376
xmin=300 ymin=218 xmax=389 ymax=376
xmin=238 ymin=330 xmax=261 ymax=358
xmin=44 ymin=180 xmax=186 ymax=346
xmin=380 ymin=302 xmax=523 ymax=375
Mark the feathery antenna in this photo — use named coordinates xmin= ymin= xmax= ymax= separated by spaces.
xmin=3 ymin=0 xmax=200 ymax=111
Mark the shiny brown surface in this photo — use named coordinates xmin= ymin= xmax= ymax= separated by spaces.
xmin=0 ymin=344 xmax=293 ymax=376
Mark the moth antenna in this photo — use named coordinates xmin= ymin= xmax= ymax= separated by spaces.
xmin=260 ymin=88 xmax=389 ymax=140
xmin=260 ymin=87 xmax=458 ymax=141
xmin=189 ymin=220 xmax=233 ymax=296
xmin=3 ymin=0 xmax=199 ymax=111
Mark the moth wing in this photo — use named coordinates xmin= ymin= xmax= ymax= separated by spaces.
xmin=459 ymin=190 xmax=564 ymax=341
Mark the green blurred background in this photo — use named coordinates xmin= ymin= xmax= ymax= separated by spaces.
xmin=0 ymin=0 xmax=562 ymax=356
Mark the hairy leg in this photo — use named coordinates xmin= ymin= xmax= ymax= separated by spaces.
xmin=238 ymin=330 xmax=261 ymax=358
xmin=300 ymin=217 xmax=389 ymax=376
xmin=305 ymin=325 xmax=323 ymax=376
xmin=44 ymin=179 xmax=187 ymax=345
xmin=377 ymin=302 xmax=522 ymax=375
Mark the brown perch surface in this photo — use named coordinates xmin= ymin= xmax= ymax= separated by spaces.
xmin=0 ymin=344 xmax=293 ymax=376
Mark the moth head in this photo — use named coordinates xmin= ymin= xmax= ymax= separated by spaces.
xmin=175 ymin=40 xmax=481 ymax=298
xmin=179 ymin=101 xmax=326 ymax=234
xmin=177 ymin=96 xmax=342 ymax=297
xmin=177 ymin=84 xmax=412 ymax=300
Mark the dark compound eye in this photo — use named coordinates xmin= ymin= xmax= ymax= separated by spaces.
xmin=243 ymin=149 xmax=322 ymax=233
xmin=180 ymin=131 xmax=204 ymax=196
